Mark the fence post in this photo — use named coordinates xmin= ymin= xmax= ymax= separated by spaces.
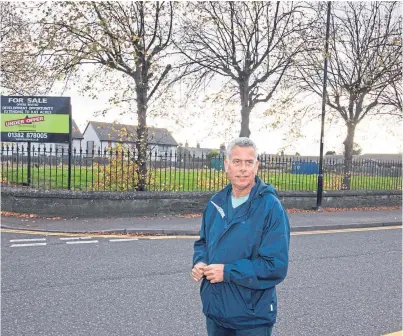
xmin=27 ymin=142 xmax=31 ymax=186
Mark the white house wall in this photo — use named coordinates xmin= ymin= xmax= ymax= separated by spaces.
xmin=154 ymin=144 xmax=177 ymax=156
xmin=80 ymin=124 xmax=178 ymax=160
xmin=2 ymin=141 xmax=81 ymax=156
xmin=98 ymin=142 xmax=176 ymax=155
xmin=72 ymin=139 xmax=82 ymax=153
xmin=150 ymin=144 xmax=177 ymax=162
xmin=82 ymin=123 xmax=102 ymax=153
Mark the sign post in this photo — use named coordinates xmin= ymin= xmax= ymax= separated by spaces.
xmin=67 ymin=104 xmax=72 ymax=190
xmin=1 ymin=96 xmax=71 ymax=187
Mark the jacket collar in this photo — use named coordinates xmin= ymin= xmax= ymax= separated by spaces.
xmin=211 ymin=177 xmax=265 ymax=221
xmin=213 ymin=176 xmax=263 ymax=203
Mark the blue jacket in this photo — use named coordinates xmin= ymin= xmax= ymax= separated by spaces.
xmin=193 ymin=177 xmax=290 ymax=329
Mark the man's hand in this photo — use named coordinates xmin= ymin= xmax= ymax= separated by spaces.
xmin=191 ymin=262 xmax=207 ymax=282
xmin=204 ymin=264 xmax=224 ymax=283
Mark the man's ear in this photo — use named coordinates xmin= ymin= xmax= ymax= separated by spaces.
xmin=255 ymin=159 xmax=259 ymax=172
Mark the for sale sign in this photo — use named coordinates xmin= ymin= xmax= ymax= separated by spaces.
xmin=1 ymin=96 xmax=71 ymax=142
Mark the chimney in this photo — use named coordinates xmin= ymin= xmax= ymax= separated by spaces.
xmin=185 ymin=140 xmax=188 ymax=148
xmin=197 ymin=142 xmax=200 ymax=149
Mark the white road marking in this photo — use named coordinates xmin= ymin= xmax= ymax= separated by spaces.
xmin=11 ymin=243 xmax=47 ymax=247
xmin=10 ymin=238 xmax=46 ymax=242
xmin=59 ymin=237 xmax=93 ymax=240
xmin=66 ymin=240 xmax=98 ymax=244
xmin=109 ymin=238 xmax=139 ymax=242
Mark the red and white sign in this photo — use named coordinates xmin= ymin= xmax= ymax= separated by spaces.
xmin=5 ymin=116 xmax=45 ymax=127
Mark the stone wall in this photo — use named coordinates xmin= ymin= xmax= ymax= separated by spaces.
xmin=1 ymin=187 xmax=401 ymax=218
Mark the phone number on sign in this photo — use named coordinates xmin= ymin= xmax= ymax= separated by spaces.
xmin=7 ymin=132 xmax=48 ymax=139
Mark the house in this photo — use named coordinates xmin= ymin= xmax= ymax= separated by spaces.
xmin=180 ymin=142 xmax=215 ymax=158
xmin=177 ymin=142 xmax=227 ymax=158
xmin=35 ymin=119 xmax=83 ymax=155
xmin=71 ymin=120 xmax=84 ymax=153
xmin=82 ymin=121 xmax=178 ymax=157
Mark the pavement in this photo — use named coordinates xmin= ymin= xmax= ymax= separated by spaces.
xmin=0 ymin=209 xmax=401 ymax=235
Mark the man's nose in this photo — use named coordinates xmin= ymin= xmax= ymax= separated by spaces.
xmin=239 ymin=162 xmax=247 ymax=169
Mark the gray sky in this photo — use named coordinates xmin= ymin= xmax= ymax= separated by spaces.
xmin=63 ymin=85 xmax=401 ymax=155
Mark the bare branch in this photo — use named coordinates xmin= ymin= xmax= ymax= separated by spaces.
xmin=174 ymin=1 xmax=309 ymax=137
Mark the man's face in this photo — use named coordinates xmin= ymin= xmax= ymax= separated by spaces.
xmin=224 ymin=146 xmax=259 ymax=192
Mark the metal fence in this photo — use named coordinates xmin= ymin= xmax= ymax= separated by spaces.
xmin=1 ymin=144 xmax=401 ymax=192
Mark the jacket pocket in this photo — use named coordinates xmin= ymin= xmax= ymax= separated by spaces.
xmin=253 ymin=287 xmax=277 ymax=323
xmin=218 ymin=283 xmax=255 ymax=319
xmin=200 ymin=279 xmax=211 ymax=315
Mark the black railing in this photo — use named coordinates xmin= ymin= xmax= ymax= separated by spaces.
xmin=1 ymin=144 xmax=401 ymax=192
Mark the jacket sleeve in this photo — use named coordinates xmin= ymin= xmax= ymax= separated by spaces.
xmin=192 ymin=207 xmax=208 ymax=267
xmin=223 ymin=200 xmax=290 ymax=290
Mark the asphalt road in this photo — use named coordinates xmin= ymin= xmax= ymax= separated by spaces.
xmin=1 ymin=227 xmax=401 ymax=336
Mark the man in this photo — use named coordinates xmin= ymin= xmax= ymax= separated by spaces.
xmin=192 ymin=137 xmax=290 ymax=336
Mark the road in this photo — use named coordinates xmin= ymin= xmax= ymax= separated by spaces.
xmin=1 ymin=227 xmax=401 ymax=336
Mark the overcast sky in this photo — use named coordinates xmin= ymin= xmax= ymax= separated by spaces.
xmin=62 ymin=85 xmax=401 ymax=155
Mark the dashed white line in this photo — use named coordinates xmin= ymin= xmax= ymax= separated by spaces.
xmin=109 ymin=238 xmax=139 ymax=242
xmin=59 ymin=237 xmax=93 ymax=240
xmin=11 ymin=243 xmax=47 ymax=247
xmin=10 ymin=238 xmax=46 ymax=242
xmin=66 ymin=240 xmax=98 ymax=244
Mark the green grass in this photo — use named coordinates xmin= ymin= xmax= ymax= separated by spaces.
xmin=1 ymin=166 xmax=401 ymax=191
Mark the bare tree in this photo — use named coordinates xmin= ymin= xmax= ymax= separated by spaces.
xmin=29 ymin=1 xmax=174 ymax=190
xmin=378 ymin=67 xmax=402 ymax=113
xmin=174 ymin=1 xmax=311 ymax=138
xmin=294 ymin=1 xmax=402 ymax=189
xmin=0 ymin=2 xmax=53 ymax=94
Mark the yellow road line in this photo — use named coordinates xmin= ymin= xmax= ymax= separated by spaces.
xmin=292 ymin=226 xmax=401 ymax=235
xmin=130 ymin=226 xmax=402 ymax=239
xmin=0 ymin=225 xmax=401 ymax=239
xmin=383 ymin=331 xmax=402 ymax=336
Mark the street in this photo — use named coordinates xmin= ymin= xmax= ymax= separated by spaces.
xmin=1 ymin=227 xmax=401 ymax=336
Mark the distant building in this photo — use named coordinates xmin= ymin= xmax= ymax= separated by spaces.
xmin=182 ymin=142 xmax=217 ymax=157
xmin=82 ymin=121 xmax=178 ymax=157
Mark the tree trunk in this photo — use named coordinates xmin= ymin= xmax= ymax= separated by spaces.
xmin=240 ymin=106 xmax=251 ymax=137
xmin=239 ymin=79 xmax=251 ymax=138
xmin=136 ymin=83 xmax=148 ymax=191
xmin=342 ymin=122 xmax=356 ymax=190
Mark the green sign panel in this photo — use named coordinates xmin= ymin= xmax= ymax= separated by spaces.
xmin=1 ymin=96 xmax=71 ymax=143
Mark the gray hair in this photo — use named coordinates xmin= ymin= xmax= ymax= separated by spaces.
xmin=226 ymin=137 xmax=258 ymax=160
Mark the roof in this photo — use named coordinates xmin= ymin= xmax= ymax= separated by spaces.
xmin=71 ymin=120 xmax=83 ymax=139
xmin=85 ymin=121 xmax=178 ymax=146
